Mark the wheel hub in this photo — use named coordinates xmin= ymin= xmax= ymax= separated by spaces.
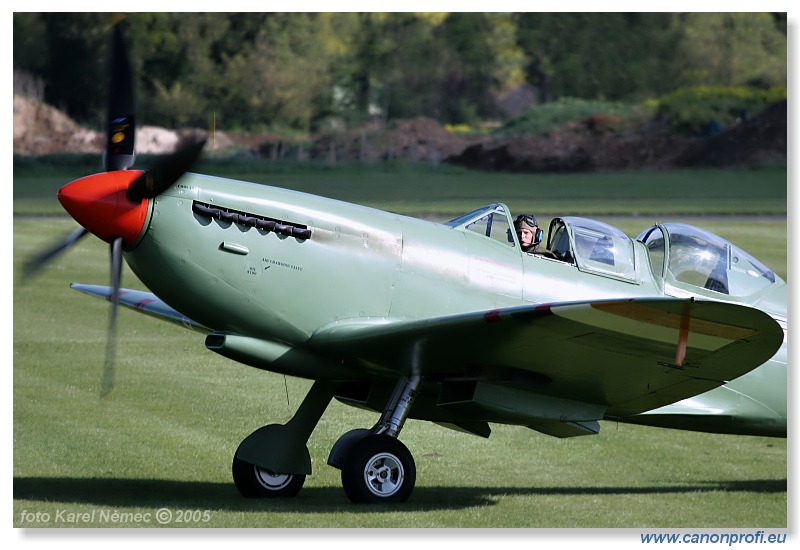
xmin=254 ymin=466 xmax=293 ymax=491
xmin=364 ymin=452 xmax=404 ymax=497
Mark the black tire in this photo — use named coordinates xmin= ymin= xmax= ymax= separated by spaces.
xmin=341 ymin=434 xmax=416 ymax=504
xmin=232 ymin=456 xmax=305 ymax=498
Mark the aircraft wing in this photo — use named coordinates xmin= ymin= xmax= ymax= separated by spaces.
xmin=70 ymin=284 xmax=210 ymax=333
xmin=309 ymin=297 xmax=783 ymax=419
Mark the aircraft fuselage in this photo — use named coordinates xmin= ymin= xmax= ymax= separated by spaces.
xmin=121 ymin=173 xmax=787 ymax=437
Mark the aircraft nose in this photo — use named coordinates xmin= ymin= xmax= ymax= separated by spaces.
xmin=57 ymin=170 xmax=150 ymax=247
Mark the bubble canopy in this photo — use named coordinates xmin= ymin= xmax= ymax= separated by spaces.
xmin=637 ymin=223 xmax=778 ymax=297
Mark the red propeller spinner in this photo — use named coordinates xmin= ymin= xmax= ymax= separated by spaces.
xmin=57 ymin=170 xmax=150 ymax=247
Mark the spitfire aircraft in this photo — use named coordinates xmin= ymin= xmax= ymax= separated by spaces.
xmin=25 ymin=23 xmax=787 ymax=504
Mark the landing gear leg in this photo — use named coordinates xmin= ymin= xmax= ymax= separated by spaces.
xmin=333 ymin=373 xmax=421 ymax=503
xmin=232 ymin=380 xmax=336 ymax=498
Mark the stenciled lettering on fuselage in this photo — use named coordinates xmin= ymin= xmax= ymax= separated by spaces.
xmin=261 ymin=257 xmax=303 ymax=272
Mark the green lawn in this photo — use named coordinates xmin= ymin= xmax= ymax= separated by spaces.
xmin=13 ymin=159 xmax=788 ymax=218
xmin=12 ymin=162 xmax=788 ymax=531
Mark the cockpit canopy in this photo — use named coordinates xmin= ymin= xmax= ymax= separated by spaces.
xmin=548 ymin=217 xmax=637 ymax=282
xmin=445 ymin=206 xmax=783 ymax=300
xmin=637 ymin=223 xmax=779 ymax=298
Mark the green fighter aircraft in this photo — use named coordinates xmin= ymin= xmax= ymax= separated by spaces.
xmin=26 ymin=23 xmax=787 ymax=504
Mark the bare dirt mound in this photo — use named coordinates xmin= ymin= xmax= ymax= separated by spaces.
xmin=13 ymin=94 xmax=102 ymax=155
xmin=446 ymin=129 xmax=693 ymax=172
xmin=672 ymin=100 xmax=787 ymax=168
xmin=13 ymin=94 xmax=786 ymax=172
xmin=13 ymin=94 xmax=252 ymax=157
xmin=447 ymin=100 xmax=787 ymax=172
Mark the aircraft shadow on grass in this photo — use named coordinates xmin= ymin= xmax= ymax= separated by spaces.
xmin=13 ymin=476 xmax=787 ymax=513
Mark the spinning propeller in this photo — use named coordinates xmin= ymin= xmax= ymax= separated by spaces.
xmin=24 ymin=20 xmax=206 ymax=397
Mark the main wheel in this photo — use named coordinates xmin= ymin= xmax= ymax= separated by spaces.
xmin=232 ymin=456 xmax=305 ymax=498
xmin=341 ymin=434 xmax=416 ymax=504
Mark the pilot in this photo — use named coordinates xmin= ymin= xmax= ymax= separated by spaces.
xmin=514 ymin=214 xmax=544 ymax=254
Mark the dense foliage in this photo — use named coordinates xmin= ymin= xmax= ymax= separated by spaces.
xmin=13 ymin=12 xmax=787 ymax=134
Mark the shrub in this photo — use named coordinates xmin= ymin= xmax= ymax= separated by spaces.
xmin=493 ymin=98 xmax=648 ymax=137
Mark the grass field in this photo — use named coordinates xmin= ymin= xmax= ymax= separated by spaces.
xmin=13 ymin=158 xmax=788 ymax=218
xmin=12 ymin=161 xmax=788 ymax=534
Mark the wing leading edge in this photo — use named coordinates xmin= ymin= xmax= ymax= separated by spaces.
xmin=310 ymin=297 xmax=783 ymax=420
xmin=70 ymin=284 xmax=209 ymax=333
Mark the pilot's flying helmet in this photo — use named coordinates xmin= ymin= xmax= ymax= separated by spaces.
xmin=514 ymin=214 xmax=543 ymax=247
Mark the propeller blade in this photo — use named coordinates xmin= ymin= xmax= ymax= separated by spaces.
xmin=22 ymin=226 xmax=89 ymax=280
xmin=100 ymin=237 xmax=124 ymax=398
xmin=26 ymin=21 xmax=136 ymax=282
xmin=105 ymin=22 xmax=136 ymax=172
xmin=125 ymin=137 xmax=207 ymax=202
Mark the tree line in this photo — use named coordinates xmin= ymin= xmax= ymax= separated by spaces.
xmin=13 ymin=12 xmax=787 ymax=134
